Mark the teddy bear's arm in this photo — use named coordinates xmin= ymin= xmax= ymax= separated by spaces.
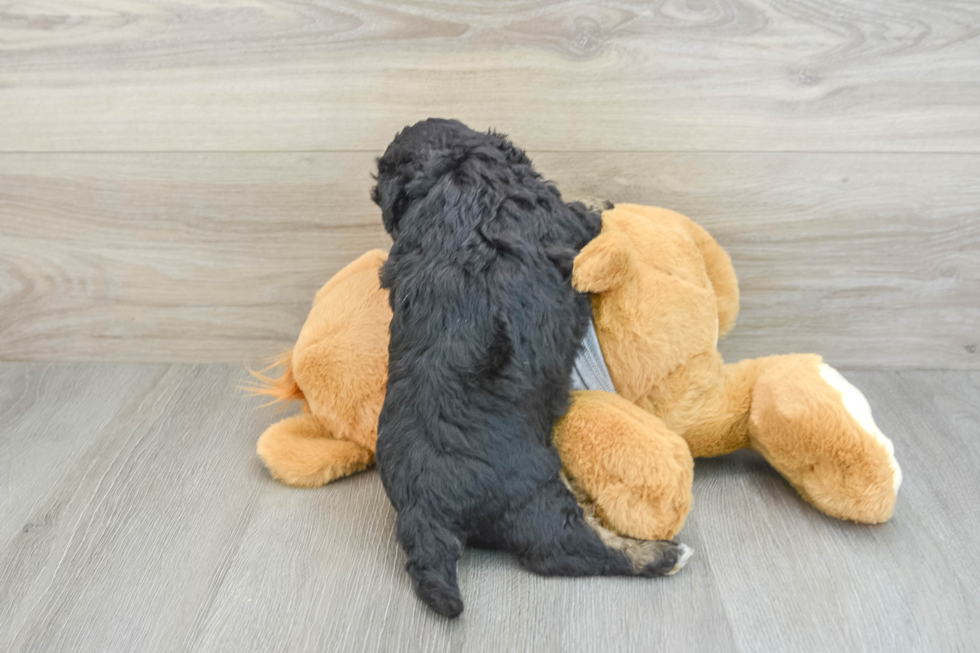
xmin=554 ymin=390 xmax=694 ymax=541
xmin=571 ymin=230 xmax=634 ymax=294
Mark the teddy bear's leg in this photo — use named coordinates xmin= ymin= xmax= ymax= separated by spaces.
xmin=256 ymin=413 xmax=374 ymax=488
xmin=554 ymin=390 xmax=694 ymax=541
xmin=745 ymin=355 xmax=902 ymax=523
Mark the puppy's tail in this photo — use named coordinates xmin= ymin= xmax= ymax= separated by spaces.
xmin=397 ymin=511 xmax=465 ymax=618
xmin=242 ymin=350 xmax=306 ymax=408
xmin=409 ymin=562 xmax=464 ymax=620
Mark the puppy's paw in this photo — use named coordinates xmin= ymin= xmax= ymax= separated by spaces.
xmin=628 ymin=540 xmax=693 ymax=577
xmin=572 ymin=197 xmax=615 ymax=214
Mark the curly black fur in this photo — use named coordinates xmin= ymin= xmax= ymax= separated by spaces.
xmin=373 ymin=119 xmax=685 ymax=618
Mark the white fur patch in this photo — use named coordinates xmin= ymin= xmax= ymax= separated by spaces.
xmin=819 ymin=364 xmax=903 ymax=493
xmin=714 ymin=317 xmax=719 ymax=346
xmin=666 ymin=544 xmax=694 ymax=576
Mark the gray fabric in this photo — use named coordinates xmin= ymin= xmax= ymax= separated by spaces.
xmin=569 ymin=318 xmax=616 ymax=393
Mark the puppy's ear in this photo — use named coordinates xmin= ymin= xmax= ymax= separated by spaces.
xmin=572 ymin=230 xmax=634 ymax=293
xmin=403 ymin=147 xmax=460 ymax=198
xmin=372 ymin=174 xmax=408 ymax=237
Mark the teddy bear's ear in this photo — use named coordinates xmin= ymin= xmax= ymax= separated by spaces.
xmin=572 ymin=230 xmax=634 ymax=293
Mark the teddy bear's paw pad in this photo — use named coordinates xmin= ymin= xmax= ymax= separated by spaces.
xmin=627 ymin=540 xmax=693 ymax=577
xmin=818 ymin=364 xmax=902 ymax=494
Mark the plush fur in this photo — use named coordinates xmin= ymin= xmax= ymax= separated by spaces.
xmin=561 ymin=204 xmax=901 ymax=530
xmin=371 ymin=120 xmax=686 ymax=618
xmin=249 ymin=202 xmax=901 ymax=548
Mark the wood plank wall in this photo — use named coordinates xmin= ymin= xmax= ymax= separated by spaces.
xmin=1 ymin=1 xmax=978 ymax=367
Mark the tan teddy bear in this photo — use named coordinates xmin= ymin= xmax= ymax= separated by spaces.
xmin=251 ymin=203 xmax=901 ymax=541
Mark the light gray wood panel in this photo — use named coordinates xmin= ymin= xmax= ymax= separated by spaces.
xmin=2 ymin=363 xmax=978 ymax=651
xmin=0 ymin=362 xmax=170 ymax=608
xmin=191 ymin=466 xmax=737 ymax=653
xmin=0 ymin=363 xmax=266 ymax=652
xmin=0 ymin=152 xmax=391 ymax=363
xmin=0 ymin=363 xmax=152 ymax=537
xmin=1 ymin=0 xmax=978 ymax=152
xmin=2 ymin=152 xmax=977 ymax=367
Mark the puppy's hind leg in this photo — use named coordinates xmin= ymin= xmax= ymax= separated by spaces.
xmin=507 ymin=476 xmax=691 ymax=578
xmin=396 ymin=509 xmax=464 ymax=618
xmin=562 ymin=473 xmax=693 ymax=576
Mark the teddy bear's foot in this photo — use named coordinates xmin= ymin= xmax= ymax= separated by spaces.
xmin=555 ymin=391 xmax=694 ymax=541
xmin=257 ymin=414 xmax=374 ymax=487
xmin=817 ymin=364 xmax=902 ymax=493
xmin=749 ymin=356 xmax=901 ymax=524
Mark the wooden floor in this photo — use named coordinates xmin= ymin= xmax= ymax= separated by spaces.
xmin=1 ymin=362 xmax=977 ymax=652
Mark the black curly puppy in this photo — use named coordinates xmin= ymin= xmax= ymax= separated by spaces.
xmin=373 ymin=119 xmax=689 ymax=618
